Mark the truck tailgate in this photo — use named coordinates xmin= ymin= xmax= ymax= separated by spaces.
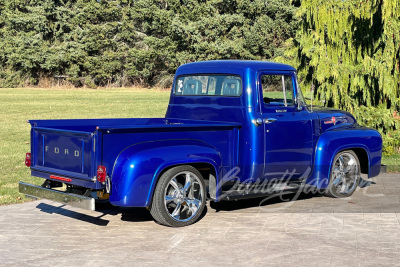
xmin=31 ymin=127 xmax=95 ymax=181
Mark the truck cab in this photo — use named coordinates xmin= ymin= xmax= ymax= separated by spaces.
xmin=20 ymin=60 xmax=382 ymax=227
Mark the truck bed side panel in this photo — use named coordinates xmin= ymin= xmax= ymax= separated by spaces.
xmin=102 ymin=127 xmax=238 ymax=207
xmin=102 ymin=128 xmax=236 ymax=173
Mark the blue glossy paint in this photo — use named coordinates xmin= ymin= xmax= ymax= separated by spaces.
xmin=109 ymin=139 xmax=222 ymax=207
xmin=27 ymin=60 xmax=382 ymax=207
xmin=306 ymin=125 xmax=382 ymax=188
xmin=258 ymin=71 xmax=316 ymax=180
xmin=31 ymin=127 xmax=96 ymax=185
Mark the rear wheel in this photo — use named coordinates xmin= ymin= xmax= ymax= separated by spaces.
xmin=323 ymin=150 xmax=361 ymax=198
xmin=150 ymin=165 xmax=206 ymax=227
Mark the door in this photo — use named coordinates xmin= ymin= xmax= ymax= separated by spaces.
xmin=259 ymin=72 xmax=314 ymax=181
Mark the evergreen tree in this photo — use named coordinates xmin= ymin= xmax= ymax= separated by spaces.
xmin=286 ymin=0 xmax=400 ymax=152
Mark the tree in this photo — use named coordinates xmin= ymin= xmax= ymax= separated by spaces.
xmin=131 ymin=0 xmax=299 ymax=80
xmin=0 ymin=0 xmax=299 ymax=87
xmin=286 ymin=0 xmax=400 ymax=153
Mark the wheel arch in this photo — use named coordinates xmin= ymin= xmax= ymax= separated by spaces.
xmin=146 ymin=160 xmax=219 ymax=207
xmin=306 ymin=127 xmax=381 ymax=189
xmin=350 ymin=147 xmax=369 ymax=175
xmin=329 ymin=145 xmax=371 ymax=177
xmin=109 ymin=139 xmax=222 ymax=207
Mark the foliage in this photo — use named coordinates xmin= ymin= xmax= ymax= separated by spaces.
xmin=0 ymin=0 xmax=299 ymax=87
xmin=284 ymin=0 xmax=400 ymax=154
xmin=1 ymin=0 xmax=399 ymax=153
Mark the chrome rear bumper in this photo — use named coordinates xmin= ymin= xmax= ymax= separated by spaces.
xmin=19 ymin=182 xmax=95 ymax=210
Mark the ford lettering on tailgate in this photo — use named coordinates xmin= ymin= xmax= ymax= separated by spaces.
xmin=35 ymin=130 xmax=93 ymax=177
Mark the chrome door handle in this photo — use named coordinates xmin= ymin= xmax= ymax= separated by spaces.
xmin=264 ymin=118 xmax=277 ymax=124
xmin=252 ymin=118 xmax=263 ymax=126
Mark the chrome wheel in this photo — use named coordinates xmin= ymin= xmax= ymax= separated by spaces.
xmin=164 ymin=171 xmax=204 ymax=222
xmin=324 ymin=150 xmax=361 ymax=198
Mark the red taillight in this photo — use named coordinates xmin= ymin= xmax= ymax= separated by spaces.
xmin=97 ymin=165 xmax=107 ymax=183
xmin=25 ymin=153 xmax=31 ymax=167
xmin=50 ymin=175 xmax=72 ymax=183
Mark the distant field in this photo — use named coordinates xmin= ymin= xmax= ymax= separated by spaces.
xmin=0 ymin=88 xmax=397 ymax=206
xmin=0 ymin=87 xmax=170 ymax=205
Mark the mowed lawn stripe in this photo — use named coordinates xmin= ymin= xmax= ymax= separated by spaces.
xmin=0 ymin=88 xmax=169 ymax=205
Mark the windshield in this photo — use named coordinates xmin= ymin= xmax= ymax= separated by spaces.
xmin=174 ymin=75 xmax=242 ymax=96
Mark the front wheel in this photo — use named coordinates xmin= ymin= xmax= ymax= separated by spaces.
xmin=150 ymin=165 xmax=206 ymax=227
xmin=323 ymin=150 xmax=361 ymax=198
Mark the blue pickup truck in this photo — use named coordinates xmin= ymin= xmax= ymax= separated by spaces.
xmin=20 ymin=60 xmax=382 ymax=227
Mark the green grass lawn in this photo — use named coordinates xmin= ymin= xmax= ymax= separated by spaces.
xmin=0 ymin=87 xmax=398 ymax=206
xmin=381 ymin=154 xmax=400 ymax=173
xmin=0 ymin=87 xmax=170 ymax=205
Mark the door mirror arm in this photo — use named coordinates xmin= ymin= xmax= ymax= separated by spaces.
xmin=296 ymin=96 xmax=303 ymax=111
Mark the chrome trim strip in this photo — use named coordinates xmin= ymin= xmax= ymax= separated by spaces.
xmin=19 ymin=182 xmax=95 ymax=211
xmin=264 ymin=118 xmax=277 ymax=124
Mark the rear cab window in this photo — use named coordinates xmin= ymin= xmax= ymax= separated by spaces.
xmin=175 ymin=75 xmax=242 ymax=96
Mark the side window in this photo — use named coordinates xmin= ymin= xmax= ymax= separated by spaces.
xmin=261 ymin=75 xmax=294 ymax=107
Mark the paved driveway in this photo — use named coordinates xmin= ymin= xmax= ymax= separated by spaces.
xmin=0 ymin=173 xmax=399 ymax=267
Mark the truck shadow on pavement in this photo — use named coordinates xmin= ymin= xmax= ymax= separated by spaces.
xmin=209 ymin=178 xmax=376 ymax=213
xmin=36 ymin=202 xmax=208 ymax=226
xmin=209 ymin=192 xmax=317 ymax=213
xmin=35 ymin=178 xmax=376 ymax=224
xmin=36 ymin=203 xmax=116 ymax=226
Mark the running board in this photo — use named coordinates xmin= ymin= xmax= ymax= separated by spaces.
xmin=219 ymin=182 xmax=308 ymax=201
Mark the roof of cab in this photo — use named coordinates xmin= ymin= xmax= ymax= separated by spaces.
xmin=176 ymin=60 xmax=296 ymax=74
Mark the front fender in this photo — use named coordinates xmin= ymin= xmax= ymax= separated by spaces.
xmin=306 ymin=126 xmax=382 ymax=189
xmin=109 ymin=139 xmax=222 ymax=207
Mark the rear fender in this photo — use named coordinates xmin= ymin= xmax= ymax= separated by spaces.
xmin=306 ymin=126 xmax=382 ymax=189
xmin=109 ymin=139 xmax=222 ymax=207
